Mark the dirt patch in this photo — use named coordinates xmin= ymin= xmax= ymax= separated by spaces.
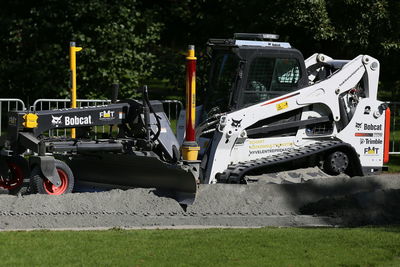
xmin=0 ymin=172 xmax=399 ymax=230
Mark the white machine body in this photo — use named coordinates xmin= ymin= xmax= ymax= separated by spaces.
xmin=178 ymin=37 xmax=388 ymax=184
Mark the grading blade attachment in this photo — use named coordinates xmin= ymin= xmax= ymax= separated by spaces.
xmin=65 ymin=153 xmax=198 ymax=205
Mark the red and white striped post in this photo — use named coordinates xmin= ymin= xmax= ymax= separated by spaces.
xmin=181 ymin=45 xmax=200 ymax=161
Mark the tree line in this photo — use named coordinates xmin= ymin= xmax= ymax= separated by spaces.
xmin=0 ymin=0 xmax=399 ymax=103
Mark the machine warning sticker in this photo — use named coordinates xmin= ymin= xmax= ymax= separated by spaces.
xmin=276 ymin=101 xmax=288 ymax=111
xmin=364 ymin=146 xmax=379 ymax=155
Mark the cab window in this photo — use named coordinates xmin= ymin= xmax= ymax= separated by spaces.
xmin=242 ymin=57 xmax=301 ymax=106
xmin=205 ymin=52 xmax=240 ymax=112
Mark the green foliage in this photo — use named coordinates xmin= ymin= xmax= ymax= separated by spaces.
xmin=0 ymin=0 xmax=162 ymax=101
xmin=150 ymin=0 xmax=400 ymax=101
xmin=387 ymin=154 xmax=400 ymax=173
xmin=0 ymin=0 xmax=399 ymax=102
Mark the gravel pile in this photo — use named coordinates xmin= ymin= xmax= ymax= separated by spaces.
xmin=0 ymin=171 xmax=399 ymax=230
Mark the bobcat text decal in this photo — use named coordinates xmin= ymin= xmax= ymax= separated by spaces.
xmin=51 ymin=115 xmax=92 ymax=127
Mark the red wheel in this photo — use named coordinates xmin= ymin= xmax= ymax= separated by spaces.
xmin=0 ymin=156 xmax=29 ymax=194
xmin=43 ymin=168 xmax=69 ymax=195
xmin=30 ymin=159 xmax=74 ymax=195
xmin=0 ymin=162 xmax=24 ymax=190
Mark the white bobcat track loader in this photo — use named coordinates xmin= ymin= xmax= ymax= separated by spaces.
xmin=178 ymin=33 xmax=390 ymax=184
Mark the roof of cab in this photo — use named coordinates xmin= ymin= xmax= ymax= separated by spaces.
xmin=208 ymin=33 xmax=291 ymax=49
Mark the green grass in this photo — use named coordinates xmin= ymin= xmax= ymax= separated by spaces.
xmin=389 ymin=128 xmax=400 ymax=153
xmin=0 ymin=227 xmax=400 ymax=266
xmin=387 ymin=128 xmax=400 ymax=173
xmin=387 ymin=154 xmax=400 ymax=173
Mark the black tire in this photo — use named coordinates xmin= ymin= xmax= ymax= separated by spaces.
xmin=0 ymin=156 xmax=30 ymax=195
xmin=30 ymin=160 xmax=74 ymax=195
xmin=323 ymin=151 xmax=349 ymax=175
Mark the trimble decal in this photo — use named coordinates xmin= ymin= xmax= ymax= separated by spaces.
xmin=360 ymin=138 xmax=383 ymax=145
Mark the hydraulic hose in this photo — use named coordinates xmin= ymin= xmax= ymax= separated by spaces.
xmin=142 ymin=86 xmax=161 ymax=142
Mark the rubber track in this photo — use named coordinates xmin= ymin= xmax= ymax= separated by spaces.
xmin=218 ymin=140 xmax=351 ymax=183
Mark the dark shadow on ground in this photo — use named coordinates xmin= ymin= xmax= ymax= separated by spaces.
xmin=279 ymin=174 xmax=400 ymax=226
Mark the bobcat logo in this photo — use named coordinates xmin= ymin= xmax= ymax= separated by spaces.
xmin=51 ymin=115 xmax=63 ymax=126
xmin=355 ymin=122 xmax=362 ymax=129
xmin=231 ymin=119 xmax=242 ymax=128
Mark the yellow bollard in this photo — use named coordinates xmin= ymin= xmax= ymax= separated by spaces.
xmin=69 ymin=42 xmax=82 ymax=138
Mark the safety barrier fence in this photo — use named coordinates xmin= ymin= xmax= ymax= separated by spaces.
xmin=388 ymin=101 xmax=400 ymax=155
xmin=0 ymin=98 xmax=398 ymax=155
xmin=32 ymin=98 xmax=111 ymax=111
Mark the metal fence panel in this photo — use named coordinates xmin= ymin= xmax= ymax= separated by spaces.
xmin=388 ymin=102 xmax=400 ymax=155
xmin=160 ymin=100 xmax=183 ymax=122
xmin=32 ymin=98 xmax=111 ymax=111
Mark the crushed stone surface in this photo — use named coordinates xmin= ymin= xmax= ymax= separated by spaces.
xmin=0 ymin=169 xmax=400 ymax=230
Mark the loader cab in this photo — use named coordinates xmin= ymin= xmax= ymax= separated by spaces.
xmin=204 ymin=33 xmax=308 ymax=114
